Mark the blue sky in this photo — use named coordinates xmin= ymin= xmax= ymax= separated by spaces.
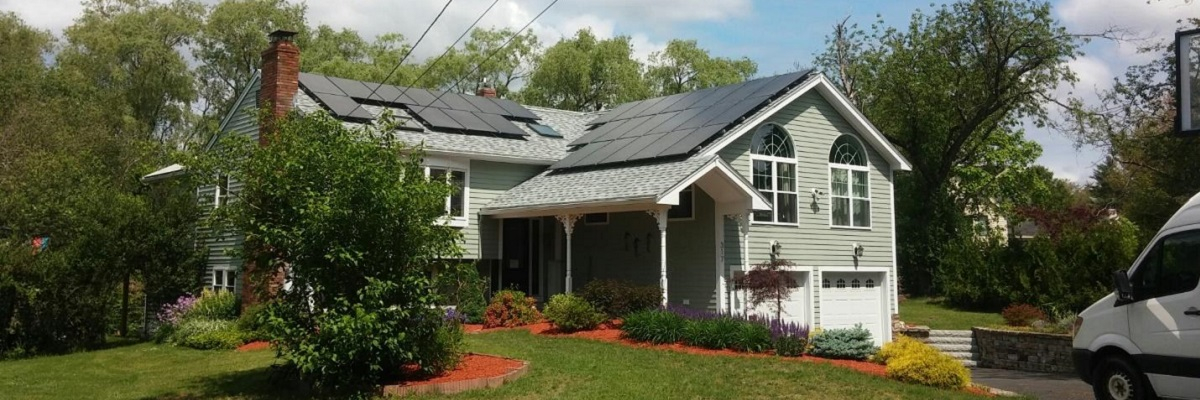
xmin=5 ymin=0 xmax=1195 ymax=182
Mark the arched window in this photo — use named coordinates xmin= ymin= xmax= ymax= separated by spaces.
xmin=851 ymin=279 xmax=861 ymax=289
xmin=836 ymin=279 xmax=846 ymax=289
xmin=865 ymin=279 xmax=875 ymax=289
xmin=822 ymin=279 xmax=831 ymax=289
xmin=750 ymin=124 xmax=797 ymax=224
xmin=829 ymin=135 xmax=871 ymax=228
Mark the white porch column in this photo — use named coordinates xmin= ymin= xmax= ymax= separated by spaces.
xmin=647 ymin=207 xmax=669 ymax=306
xmin=722 ymin=213 xmax=750 ymax=313
xmin=554 ymin=214 xmax=581 ymax=293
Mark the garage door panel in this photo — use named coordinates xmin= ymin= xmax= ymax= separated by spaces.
xmin=734 ymin=272 xmax=808 ymax=325
xmin=820 ymin=272 xmax=885 ymax=346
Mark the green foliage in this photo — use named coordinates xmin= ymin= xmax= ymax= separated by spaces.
xmin=882 ymin=338 xmax=971 ymax=390
xmin=543 ymin=294 xmax=606 ymax=333
xmin=1001 ymin=304 xmax=1046 ymax=327
xmin=809 ymin=325 xmax=876 ymax=360
xmin=520 ymin=29 xmax=650 ymax=111
xmin=578 ymin=279 xmax=662 ymax=318
xmin=235 ymin=303 xmax=270 ymax=341
xmin=172 ymin=319 xmax=245 ymax=350
xmin=646 ymin=39 xmax=757 ymax=96
xmin=484 ymin=290 xmax=542 ymax=328
xmin=938 ymin=218 xmax=1140 ymax=311
xmin=188 ymin=289 xmax=239 ymax=321
xmin=774 ymin=335 xmax=808 ymax=357
xmin=434 ymin=263 xmax=488 ymax=324
xmin=621 ymin=309 xmax=687 ymax=344
xmin=681 ymin=317 xmax=772 ymax=352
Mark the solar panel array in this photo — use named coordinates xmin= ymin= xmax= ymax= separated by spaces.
xmin=298 ymin=72 xmax=540 ymax=137
xmin=551 ymin=70 xmax=813 ymax=169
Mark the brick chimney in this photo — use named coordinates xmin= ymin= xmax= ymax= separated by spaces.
xmin=258 ymin=29 xmax=300 ymax=145
xmin=476 ymin=82 xmax=497 ymax=98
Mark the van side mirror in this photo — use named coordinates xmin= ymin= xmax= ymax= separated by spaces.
xmin=1113 ymin=270 xmax=1134 ymax=304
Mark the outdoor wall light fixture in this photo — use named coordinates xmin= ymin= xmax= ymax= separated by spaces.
xmin=851 ymin=243 xmax=864 ymax=257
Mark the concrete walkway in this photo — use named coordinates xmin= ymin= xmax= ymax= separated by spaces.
xmin=971 ymin=368 xmax=1093 ymax=399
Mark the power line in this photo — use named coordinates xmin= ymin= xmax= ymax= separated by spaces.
xmin=424 ymin=0 xmax=559 ymax=108
xmin=389 ymin=0 xmax=501 ymax=106
xmin=362 ymin=0 xmax=455 ymax=103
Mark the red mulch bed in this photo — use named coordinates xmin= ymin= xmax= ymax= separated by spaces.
xmin=235 ymin=341 xmax=271 ymax=352
xmin=391 ymin=354 xmax=524 ymax=387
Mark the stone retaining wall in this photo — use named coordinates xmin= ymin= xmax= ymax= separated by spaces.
xmin=895 ymin=326 xmax=930 ymax=341
xmin=972 ymin=327 xmax=1073 ymax=373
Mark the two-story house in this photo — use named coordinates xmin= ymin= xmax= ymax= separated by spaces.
xmin=164 ymin=30 xmax=911 ymax=345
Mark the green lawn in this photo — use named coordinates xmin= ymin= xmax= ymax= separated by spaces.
xmin=0 ymin=331 xmax=989 ymax=399
xmin=899 ymin=297 xmax=1004 ymax=330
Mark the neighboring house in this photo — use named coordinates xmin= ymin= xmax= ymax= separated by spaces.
xmin=170 ymin=30 xmax=912 ymax=345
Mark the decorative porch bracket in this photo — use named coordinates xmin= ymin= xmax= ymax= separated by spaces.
xmin=647 ymin=208 xmax=669 ymax=306
xmin=724 ymin=213 xmax=750 ymax=313
xmin=554 ymin=213 xmax=582 ymax=293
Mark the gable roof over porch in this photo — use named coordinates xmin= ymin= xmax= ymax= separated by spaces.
xmin=480 ymin=155 xmax=770 ymax=218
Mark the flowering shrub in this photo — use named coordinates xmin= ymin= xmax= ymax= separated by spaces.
xmin=1001 ymin=303 xmax=1046 ymax=327
xmin=483 ymin=290 xmax=541 ymax=328
xmin=156 ymin=293 xmax=197 ymax=326
xmin=188 ymin=289 xmax=238 ymax=321
xmin=769 ymin=319 xmax=809 ymax=357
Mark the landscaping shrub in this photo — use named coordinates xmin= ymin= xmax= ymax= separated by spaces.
xmin=435 ymin=263 xmax=489 ymax=324
xmin=678 ymin=315 xmax=773 ymax=352
xmin=1001 ymin=303 xmax=1046 ymax=327
xmin=809 ymin=324 xmax=876 ymax=360
xmin=733 ymin=319 xmax=773 ymax=352
xmin=769 ymin=319 xmax=810 ymax=357
xmin=622 ymin=309 xmax=687 ymax=344
xmin=188 ymin=289 xmax=238 ymax=321
xmin=236 ymin=303 xmax=271 ymax=342
xmin=883 ymin=339 xmax=971 ymax=390
xmin=579 ymin=279 xmax=661 ymax=318
xmin=173 ymin=319 xmax=245 ymax=350
xmin=543 ymin=293 xmax=606 ymax=332
xmin=483 ymin=290 xmax=542 ymax=328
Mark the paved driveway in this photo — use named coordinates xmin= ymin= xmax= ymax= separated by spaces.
xmin=971 ymin=368 xmax=1093 ymax=399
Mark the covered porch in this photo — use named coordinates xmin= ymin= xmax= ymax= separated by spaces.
xmin=480 ymin=156 xmax=769 ymax=311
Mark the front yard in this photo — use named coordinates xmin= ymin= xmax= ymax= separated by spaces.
xmin=0 ymin=330 xmax=992 ymax=399
xmin=899 ymin=298 xmax=1004 ymax=330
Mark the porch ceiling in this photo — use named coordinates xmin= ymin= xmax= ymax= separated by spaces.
xmin=481 ymin=155 xmax=770 ymax=218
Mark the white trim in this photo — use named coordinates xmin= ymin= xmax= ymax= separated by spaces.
xmin=747 ymin=123 xmax=799 ymax=226
xmin=423 ymin=149 xmax=557 ymax=166
xmin=214 ymin=174 xmax=230 ymax=208
xmin=668 ymin=185 xmax=695 ymax=221
xmin=819 ymin=266 xmax=892 ymax=272
xmin=714 ymin=203 xmax=726 ymax=313
xmin=424 ymin=161 xmax=469 ymax=228
xmin=827 ymin=140 xmax=873 ymax=229
xmin=889 ymin=169 xmax=899 ymax=316
xmin=657 ymin=158 xmax=771 ymax=211
xmin=210 ymin=265 xmax=237 ymax=292
xmin=700 ymin=74 xmax=911 ymax=172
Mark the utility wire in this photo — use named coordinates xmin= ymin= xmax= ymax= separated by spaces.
xmin=362 ymin=0 xmax=455 ymax=103
xmin=390 ymin=0 xmax=501 ymax=106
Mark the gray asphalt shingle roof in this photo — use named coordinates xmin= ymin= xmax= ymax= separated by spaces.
xmin=482 ymin=155 xmax=721 ymax=213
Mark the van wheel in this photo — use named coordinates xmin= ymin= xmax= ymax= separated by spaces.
xmin=1092 ymin=356 xmax=1154 ymax=400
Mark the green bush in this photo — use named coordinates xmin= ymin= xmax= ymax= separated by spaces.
xmin=187 ymin=289 xmax=238 ymax=321
xmin=435 ymin=263 xmax=488 ymax=324
xmin=882 ymin=338 xmax=971 ymax=389
xmin=236 ymin=303 xmax=270 ymax=342
xmin=173 ymin=319 xmax=245 ymax=350
xmin=483 ymin=290 xmax=541 ymax=328
xmin=579 ymin=279 xmax=662 ymax=318
xmin=774 ymin=335 xmax=808 ymax=357
xmin=543 ymin=294 xmax=606 ymax=332
xmin=679 ymin=317 xmax=771 ymax=352
xmin=809 ymin=324 xmax=876 ymax=360
xmin=622 ymin=309 xmax=686 ymax=344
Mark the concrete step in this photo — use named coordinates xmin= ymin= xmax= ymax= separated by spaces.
xmin=930 ymin=343 xmax=978 ymax=352
xmin=928 ymin=329 xmax=974 ymax=337
xmin=941 ymin=351 xmax=981 ymax=361
xmin=926 ymin=336 xmax=974 ymax=344
xmin=960 ymin=359 xmax=978 ymax=368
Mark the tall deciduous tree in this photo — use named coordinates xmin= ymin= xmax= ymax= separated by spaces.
xmin=521 ymin=29 xmax=649 ymax=112
xmin=816 ymin=0 xmax=1081 ymax=294
xmin=424 ymin=28 xmax=541 ymax=96
xmin=646 ymin=39 xmax=757 ymax=96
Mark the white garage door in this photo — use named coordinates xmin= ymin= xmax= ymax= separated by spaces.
xmin=733 ymin=272 xmax=808 ymax=325
xmin=820 ymin=272 xmax=886 ymax=346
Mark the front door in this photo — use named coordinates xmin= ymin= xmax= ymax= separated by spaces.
xmin=1127 ymin=228 xmax=1200 ymax=398
xmin=501 ymin=219 xmax=541 ymax=297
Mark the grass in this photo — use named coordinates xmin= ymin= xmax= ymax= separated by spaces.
xmin=899 ymin=297 xmax=1004 ymax=330
xmin=0 ymin=331 xmax=990 ymax=399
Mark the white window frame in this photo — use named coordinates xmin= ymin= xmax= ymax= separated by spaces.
xmin=668 ymin=185 xmax=695 ymax=221
xmin=749 ymin=124 xmax=799 ymax=226
xmin=211 ymin=266 xmax=236 ymax=293
xmin=828 ymin=135 xmax=872 ymax=230
xmin=214 ymin=174 xmax=230 ymax=208
xmin=422 ymin=156 xmax=470 ymax=228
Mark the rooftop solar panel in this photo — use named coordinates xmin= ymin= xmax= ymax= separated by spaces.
xmin=326 ymin=76 xmax=376 ymax=99
xmin=298 ymin=73 xmax=344 ymax=95
xmin=409 ymin=106 xmax=464 ymax=130
xmin=610 ymin=97 xmax=664 ymax=123
xmin=527 ymin=122 xmax=562 ymax=138
xmin=651 ymin=107 xmax=706 ymax=135
xmin=660 ymin=89 xmax=708 ymax=113
xmin=462 ymin=94 xmax=509 ymax=115
xmin=639 ymin=92 xmax=688 ymax=116
xmin=616 ymin=111 xmax=678 ymax=140
xmin=661 ymin=124 xmax=725 ymax=157
xmin=575 ymin=138 xmax=638 ymax=166
xmin=702 ymin=94 xmax=771 ymax=128
xmin=492 ymin=98 xmax=541 ymax=120
xmin=404 ymin=88 xmax=452 ymax=109
xmin=569 ymin=118 xmax=633 ymax=146
xmin=600 ymin=132 xmax=667 ymax=164
xmin=592 ymin=115 xmax=655 ymax=142
xmin=476 ymin=112 xmax=527 ymax=136
xmin=687 ymin=83 xmax=741 ymax=111
xmin=442 ymin=108 xmax=494 ymax=133
xmin=551 ymin=140 xmax=610 ymax=169
xmin=436 ymin=92 xmax=482 ymax=113
xmin=750 ymin=72 xmax=805 ymax=99
xmin=588 ymin=101 xmax=639 ymax=125
xmin=626 ymin=129 xmax=695 ymax=161
xmin=365 ymin=84 xmax=410 ymax=103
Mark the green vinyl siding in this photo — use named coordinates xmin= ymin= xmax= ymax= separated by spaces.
xmin=198 ymin=77 xmax=260 ymax=289
xmin=470 ymin=160 xmax=545 ymax=260
xmin=719 ymin=90 xmax=897 ymax=321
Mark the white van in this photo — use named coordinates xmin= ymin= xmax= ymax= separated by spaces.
xmin=1073 ymin=192 xmax=1200 ymax=400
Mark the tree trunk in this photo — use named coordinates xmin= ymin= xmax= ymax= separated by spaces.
xmin=120 ymin=272 xmax=130 ymax=337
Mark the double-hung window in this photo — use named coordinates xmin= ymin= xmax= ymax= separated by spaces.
xmin=425 ymin=164 xmax=467 ymax=228
xmin=829 ymin=135 xmax=871 ymax=228
xmin=214 ymin=174 xmax=229 ymax=208
xmin=211 ymin=266 xmax=236 ymax=292
xmin=750 ymin=124 xmax=798 ymax=224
